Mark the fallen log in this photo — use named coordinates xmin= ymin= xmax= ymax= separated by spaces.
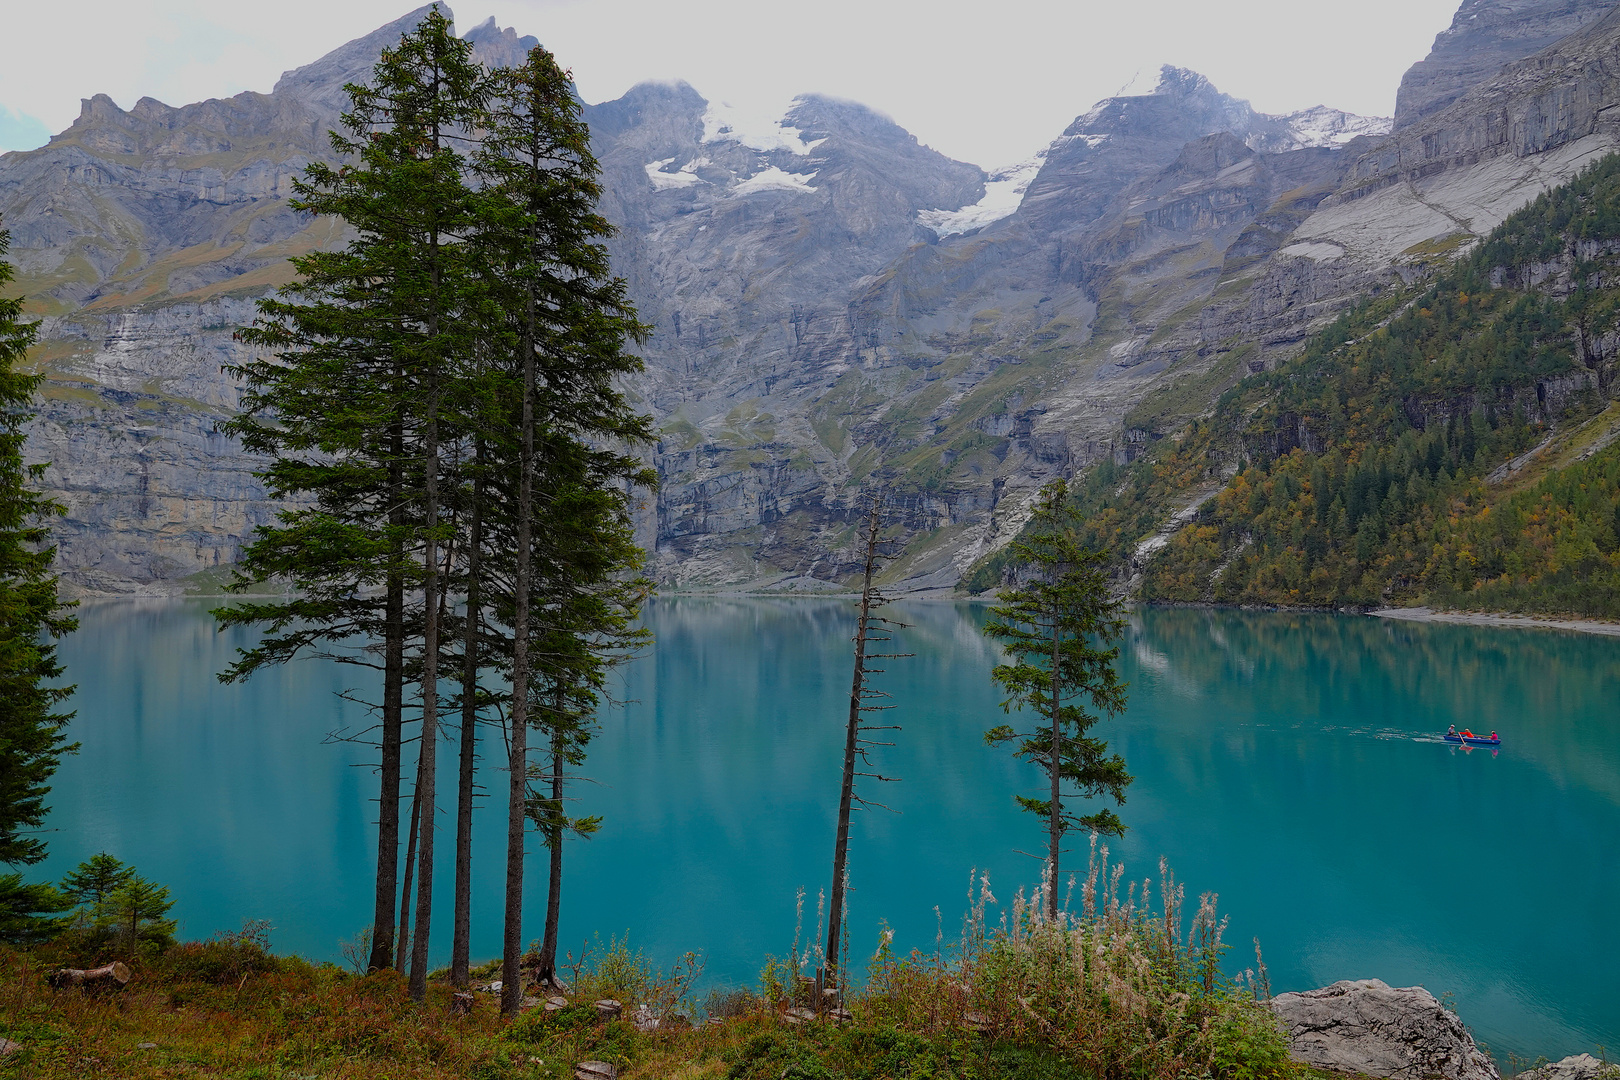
xmin=50 ymin=962 xmax=132 ymax=990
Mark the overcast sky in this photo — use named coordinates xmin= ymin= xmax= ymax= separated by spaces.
xmin=1 ymin=0 xmax=1464 ymax=167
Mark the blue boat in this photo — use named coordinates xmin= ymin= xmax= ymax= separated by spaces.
xmin=1443 ymin=732 xmax=1501 ymax=747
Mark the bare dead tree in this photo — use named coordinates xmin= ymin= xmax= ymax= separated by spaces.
xmin=823 ymin=494 xmax=910 ymax=998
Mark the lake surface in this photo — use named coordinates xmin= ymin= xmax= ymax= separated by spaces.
xmin=41 ymin=599 xmax=1620 ymax=1061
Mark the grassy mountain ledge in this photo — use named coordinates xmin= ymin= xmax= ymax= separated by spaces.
xmin=965 ymin=154 xmax=1620 ymax=619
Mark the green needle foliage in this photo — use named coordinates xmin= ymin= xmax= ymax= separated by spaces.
xmin=106 ymin=874 xmax=177 ymax=950
xmin=56 ymin=853 xmax=178 ymax=952
xmin=984 ymin=154 xmax=1620 ymax=616
xmin=59 ymin=851 xmax=135 ymax=912
xmin=216 ymin=12 xmax=655 ymax=1008
xmin=984 ymin=480 xmax=1131 ymax=917
xmin=0 ymin=216 xmax=77 ymax=944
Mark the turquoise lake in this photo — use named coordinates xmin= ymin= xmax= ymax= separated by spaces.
xmin=40 ymin=599 xmax=1620 ymax=1062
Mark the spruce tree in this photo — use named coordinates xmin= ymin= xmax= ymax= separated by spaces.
xmin=59 ymin=851 xmax=134 ymax=913
xmin=0 ymin=217 xmax=77 ymax=943
xmin=984 ymin=479 xmax=1132 ymax=918
xmin=218 ymin=8 xmax=487 ymax=996
xmin=473 ymin=45 xmax=655 ymax=1014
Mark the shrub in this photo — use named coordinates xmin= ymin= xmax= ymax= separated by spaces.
xmin=864 ymin=841 xmax=1294 ymax=1080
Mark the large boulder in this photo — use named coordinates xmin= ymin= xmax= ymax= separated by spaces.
xmin=1269 ymin=979 xmax=1498 ymax=1080
xmin=1518 ymin=1056 xmax=1620 ymax=1080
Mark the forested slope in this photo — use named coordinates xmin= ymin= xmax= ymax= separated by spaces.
xmin=968 ymin=155 xmax=1620 ymax=617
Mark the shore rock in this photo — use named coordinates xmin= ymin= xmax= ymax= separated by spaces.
xmin=1268 ymin=979 xmax=1498 ymax=1080
xmin=1518 ymin=1055 xmax=1620 ymax=1080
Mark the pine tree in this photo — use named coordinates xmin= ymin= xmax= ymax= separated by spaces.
xmin=0 ymin=217 xmax=77 ymax=944
xmin=106 ymin=874 xmax=176 ymax=947
xmin=473 ymin=45 xmax=655 ymax=1015
xmin=218 ymin=9 xmax=487 ymax=996
xmin=984 ymin=479 xmax=1132 ymax=918
xmin=0 ymin=874 xmax=71 ymax=945
xmin=59 ymin=851 xmax=134 ymax=914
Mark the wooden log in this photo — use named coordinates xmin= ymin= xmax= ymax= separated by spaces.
xmin=450 ymin=991 xmax=474 ymax=1016
xmin=50 ymin=961 xmax=131 ymax=990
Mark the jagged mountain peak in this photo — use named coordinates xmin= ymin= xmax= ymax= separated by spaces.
xmin=1066 ymin=64 xmax=1255 ymax=141
xmin=461 ymin=15 xmax=540 ymax=69
xmin=272 ymin=4 xmax=450 ymax=114
xmin=1394 ymin=0 xmax=1620 ymax=128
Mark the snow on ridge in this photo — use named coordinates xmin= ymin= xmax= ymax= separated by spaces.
xmin=644 ymin=157 xmax=705 ymax=191
xmin=731 ymin=166 xmax=819 ymax=196
xmin=1277 ymin=106 xmax=1391 ymax=148
xmin=702 ymin=97 xmax=826 ymax=157
xmin=917 ymin=150 xmax=1047 ymax=238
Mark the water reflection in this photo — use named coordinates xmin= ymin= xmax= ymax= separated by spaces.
xmin=41 ymin=599 xmax=1620 ymax=1062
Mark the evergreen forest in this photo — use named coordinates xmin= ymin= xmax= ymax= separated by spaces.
xmin=967 ymin=154 xmax=1620 ymax=617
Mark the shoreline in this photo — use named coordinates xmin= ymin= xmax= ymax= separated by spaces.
xmin=1368 ymin=605 xmax=1620 ymax=637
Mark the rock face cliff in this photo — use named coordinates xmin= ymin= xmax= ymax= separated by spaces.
xmin=0 ymin=7 xmax=533 ymax=592
xmin=6 ymin=0 xmax=1620 ymax=593
xmin=1394 ymin=0 xmax=1620 ymax=128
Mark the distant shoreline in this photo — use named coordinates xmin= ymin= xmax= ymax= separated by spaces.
xmin=1367 ymin=605 xmax=1620 ymax=638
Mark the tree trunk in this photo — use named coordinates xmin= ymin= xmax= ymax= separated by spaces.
xmin=409 ymin=95 xmax=446 ymax=1001
xmin=501 ymin=221 xmax=537 ymax=1018
xmin=535 ymin=727 xmax=564 ymax=986
xmin=826 ymin=501 xmax=880 ymax=988
xmin=410 ymin=394 xmax=442 ymax=1001
xmin=1048 ymin=617 xmax=1062 ymax=920
xmin=396 ymin=786 xmax=421 ymax=973
xmin=50 ymin=962 xmax=131 ymax=989
xmin=451 ymin=451 xmax=484 ymax=989
xmin=369 ymin=424 xmax=406 ymax=973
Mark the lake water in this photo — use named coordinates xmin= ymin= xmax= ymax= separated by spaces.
xmin=40 ymin=599 xmax=1620 ymax=1062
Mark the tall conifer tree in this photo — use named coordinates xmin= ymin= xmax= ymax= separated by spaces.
xmin=0 ymin=218 xmax=77 ymax=943
xmin=984 ymin=480 xmax=1132 ymax=918
xmin=219 ymin=8 xmax=486 ymax=996
xmin=473 ymin=45 xmax=655 ymax=1015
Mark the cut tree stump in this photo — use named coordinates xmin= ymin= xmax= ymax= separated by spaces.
xmin=50 ymin=962 xmax=131 ymax=990
xmin=450 ymin=991 xmax=474 ymax=1016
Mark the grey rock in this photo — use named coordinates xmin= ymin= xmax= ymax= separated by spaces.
xmin=1269 ymin=978 xmax=1498 ymax=1080
xmin=1395 ymin=0 xmax=1620 ymax=129
xmin=1518 ymin=1055 xmax=1620 ymax=1080
xmin=11 ymin=0 xmax=1620 ymax=595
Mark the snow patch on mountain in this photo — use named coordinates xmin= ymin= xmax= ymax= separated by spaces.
xmin=731 ymin=166 xmax=819 ymax=196
xmin=1274 ymin=106 xmax=1392 ymax=149
xmin=917 ymin=151 xmax=1046 ymax=237
xmin=645 ymin=157 xmax=705 ymax=190
xmin=703 ymin=98 xmax=826 ymax=156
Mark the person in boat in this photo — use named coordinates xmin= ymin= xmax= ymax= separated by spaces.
xmin=1448 ymin=725 xmax=1457 ymax=736
xmin=1461 ymin=729 xmax=1474 ymax=739
xmin=1489 ymin=731 xmax=1497 ymax=741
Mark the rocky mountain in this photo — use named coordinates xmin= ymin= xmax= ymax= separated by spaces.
xmin=1393 ymin=0 xmax=1620 ymax=127
xmin=4 ymin=0 xmax=1620 ymax=594
xmin=0 ymin=8 xmax=535 ymax=591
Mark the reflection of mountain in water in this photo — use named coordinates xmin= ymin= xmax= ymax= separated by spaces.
xmin=41 ymin=600 xmax=1620 ymax=1058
